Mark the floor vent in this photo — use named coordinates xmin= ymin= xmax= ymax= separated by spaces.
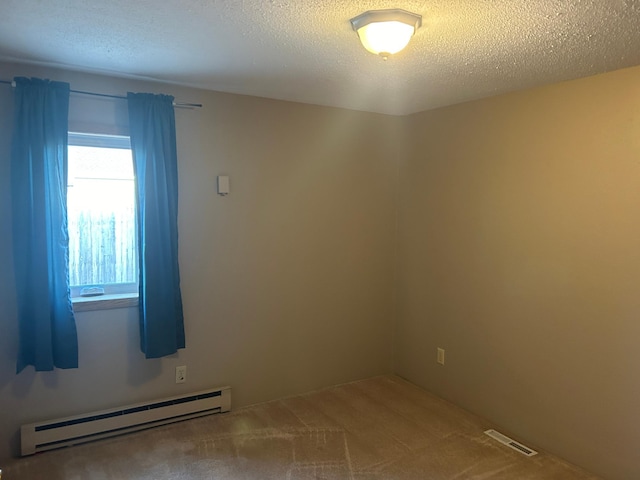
xmin=21 ymin=386 xmax=231 ymax=456
xmin=484 ymin=429 xmax=538 ymax=457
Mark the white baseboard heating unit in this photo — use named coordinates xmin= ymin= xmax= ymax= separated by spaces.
xmin=21 ymin=386 xmax=231 ymax=456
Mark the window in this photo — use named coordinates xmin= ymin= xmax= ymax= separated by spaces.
xmin=67 ymin=132 xmax=138 ymax=300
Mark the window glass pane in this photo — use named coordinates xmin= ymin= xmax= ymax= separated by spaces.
xmin=67 ymin=134 xmax=137 ymax=294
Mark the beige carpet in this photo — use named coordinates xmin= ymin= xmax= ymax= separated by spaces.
xmin=4 ymin=375 xmax=600 ymax=479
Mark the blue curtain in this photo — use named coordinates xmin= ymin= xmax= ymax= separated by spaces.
xmin=127 ymin=93 xmax=185 ymax=358
xmin=11 ymin=77 xmax=78 ymax=373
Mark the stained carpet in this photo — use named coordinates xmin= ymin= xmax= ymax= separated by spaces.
xmin=3 ymin=375 xmax=600 ymax=479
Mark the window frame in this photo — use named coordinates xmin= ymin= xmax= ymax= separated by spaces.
xmin=67 ymin=132 xmax=139 ymax=311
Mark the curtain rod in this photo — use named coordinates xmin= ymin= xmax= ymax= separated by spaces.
xmin=0 ymin=79 xmax=202 ymax=109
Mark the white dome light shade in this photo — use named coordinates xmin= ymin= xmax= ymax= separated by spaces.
xmin=357 ymin=21 xmax=416 ymax=56
xmin=350 ymin=9 xmax=422 ymax=59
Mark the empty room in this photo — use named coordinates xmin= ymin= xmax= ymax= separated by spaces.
xmin=0 ymin=1 xmax=639 ymax=479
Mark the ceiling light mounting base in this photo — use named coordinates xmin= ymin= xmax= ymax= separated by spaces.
xmin=350 ymin=9 xmax=422 ymax=32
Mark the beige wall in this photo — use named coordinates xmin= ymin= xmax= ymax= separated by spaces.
xmin=0 ymin=62 xmax=398 ymax=461
xmin=2 ymin=59 xmax=640 ymax=480
xmin=396 ymin=65 xmax=640 ymax=480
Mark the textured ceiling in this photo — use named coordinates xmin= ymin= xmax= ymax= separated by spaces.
xmin=1 ymin=1 xmax=639 ymax=115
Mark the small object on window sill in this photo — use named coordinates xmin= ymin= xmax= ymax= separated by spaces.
xmin=80 ymin=286 xmax=105 ymax=297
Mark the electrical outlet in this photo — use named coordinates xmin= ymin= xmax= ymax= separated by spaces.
xmin=437 ymin=348 xmax=445 ymax=365
xmin=175 ymin=365 xmax=187 ymax=383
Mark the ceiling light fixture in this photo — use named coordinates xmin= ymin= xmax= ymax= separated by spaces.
xmin=350 ymin=9 xmax=422 ymax=60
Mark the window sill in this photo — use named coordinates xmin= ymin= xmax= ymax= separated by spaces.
xmin=72 ymin=293 xmax=138 ymax=312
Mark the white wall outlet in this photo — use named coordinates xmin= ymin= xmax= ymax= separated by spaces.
xmin=437 ymin=348 xmax=445 ymax=365
xmin=175 ymin=365 xmax=187 ymax=383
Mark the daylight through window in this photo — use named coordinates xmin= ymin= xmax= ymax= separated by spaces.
xmin=67 ymin=133 xmax=137 ymax=297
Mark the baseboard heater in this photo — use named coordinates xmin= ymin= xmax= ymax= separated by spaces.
xmin=21 ymin=386 xmax=231 ymax=456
